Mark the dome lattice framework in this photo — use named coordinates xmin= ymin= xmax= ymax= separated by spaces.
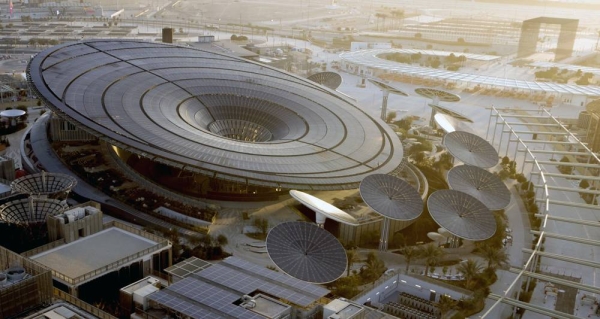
xmin=0 ymin=198 xmax=67 ymax=224
xmin=27 ymin=40 xmax=403 ymax=190
xmin=11 ymin=172 xmax=77 ymax=196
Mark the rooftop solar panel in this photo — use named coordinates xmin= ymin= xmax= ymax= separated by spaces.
xmin=28 ymin=40 xmax=403 ymax=191
xmin=341 ymin=49 xmax=600 ymax=96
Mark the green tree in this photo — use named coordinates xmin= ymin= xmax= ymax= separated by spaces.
xmin=362 ymin=252 xmax=386 ymax=282
xmin=252 ymin=217 xmax=269 ymax=238
xmin=362 ymin=230 xmax=380 ymax=246
xmin=391 ymin=232 xmax=406 ymax=248
xmin=557 ymin=156 xmax=573 ymax=174
xmin=386 ymin=111 xmax=397 ymax=123
xmin=395 ymin=116 xmax=413 ymax=130
xmin=346 ymin=249 xmax=358 ymax=276
xmin=216 ymin=234 xmax=228 ymax=246
xmin=419 ymin=244 xmax=444 ymax=276
xmin=401 ymin=245 xmax=419 ymax=274
xmin=456 ymin=259 xmax=483 ymax=290
xmin=437 ymin=295 xmax=458 ymax=319
xmin=330 ymin=275 xmax=359 ymax=298
xmin=580 ymin=179 xmax=590 ymax=189
xmin=477 ymin=245 xmax=509 ymax=269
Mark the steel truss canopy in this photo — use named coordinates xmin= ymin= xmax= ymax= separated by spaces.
xmin=266 ymin=221 xmax=347 ymax=283
xmin=350 ymin=48 xmax=500 ymax=62
xmin=28 ymin=40 xmax=403 ymax=191
xmin=447 ymin=165 xmax=511 ymax=210
xmin=307 ymin=72 xmax=343 ymax=90
xmin=530 ymin=61 xmax=600 ymax=77
xmin=289 ymin=190 xmax=358 ymax=225
xmin=341 ymin=49 xmax=600 ymax=97
xmin=359 ymin=174 xmax=423 ymax=221
xmin=368 ymin=79 xmax=409 ymax=96
xmin=427 ymin=189 xmax=496 ymax=241
xmin=444 ymin=131 xmax=499 ymax=168
xmin=482 ymin=106 xmax=600 ymax=318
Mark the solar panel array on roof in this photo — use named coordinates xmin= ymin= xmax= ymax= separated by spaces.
xmin=149 ymin=280 xmax=264 ymax=319
xmin=148 ymin=256 xmax=329 ymax=318
xmin=266 ymin=222 xmax=347 ymax=284
xmin=164 ymin=257 xmax=213 ymax=279
xmin=28 ymin=40 xmax=403 ymax=191
xmin=342 ymin=49 xmax=600 ymax=96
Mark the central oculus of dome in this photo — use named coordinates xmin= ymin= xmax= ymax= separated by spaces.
xmin=208 ymin=119 xmax=273 ymax=142
xmin=27 ymin=40 xmax=403 ymax=190
xmin=179 ymin=94 xmax=307 ymax=143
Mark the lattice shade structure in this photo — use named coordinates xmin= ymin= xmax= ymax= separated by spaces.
xmin=447 ymin=165 xmax=511 ymax=210
xmin=266 ymin=221 xmax=346 ymax=283
xmin=427 ymin=190 xmax=496 ymax=241
xmin=307 ymin=72 xmax=343 ymax=90
xmin=27 ymin=40 xmax=402 ymax=191
xmin=0 ymin=198 xmax=67 ymax=224
xmin=11 ymin=172 xmax=77 ymax=198
xmin=444 ymin=131 xmax=499 ymax=168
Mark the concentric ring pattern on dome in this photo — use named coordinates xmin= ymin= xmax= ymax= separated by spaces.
xmin=27 ymin=40 xmax=403 ymax=190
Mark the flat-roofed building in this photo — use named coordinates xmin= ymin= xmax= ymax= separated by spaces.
xmin=47 ymin=201 xmax=103 ymax=243
xmin=29 ymin=222 xmax=171 ymax=298
xmin=0 ymin=246 xmax=52 ymax=319
xmin=120 ymin=276 xmax=167 ymax=317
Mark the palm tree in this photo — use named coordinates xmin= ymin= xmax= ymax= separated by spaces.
xmin=456 ymin=259 xmax=483 ymax=290
xmin=374 ymin=13 xmax=384 ymax=31
xmin=419 ymin=244 xmax=444 ymax=276
xmin=391 ymin=9 xmax=404 ymax=29
xmin=346 ymin=249 xmax=358 ymax=276
xmin=381 ymin=14 xmax=388 ymax=31
xmin=401 ymin=245 xmax=419 ymax=274
xmin=478 ymin=245 xmax=509 ymax=270
xmin=437 ymin=295 xmax=458 ymax=319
